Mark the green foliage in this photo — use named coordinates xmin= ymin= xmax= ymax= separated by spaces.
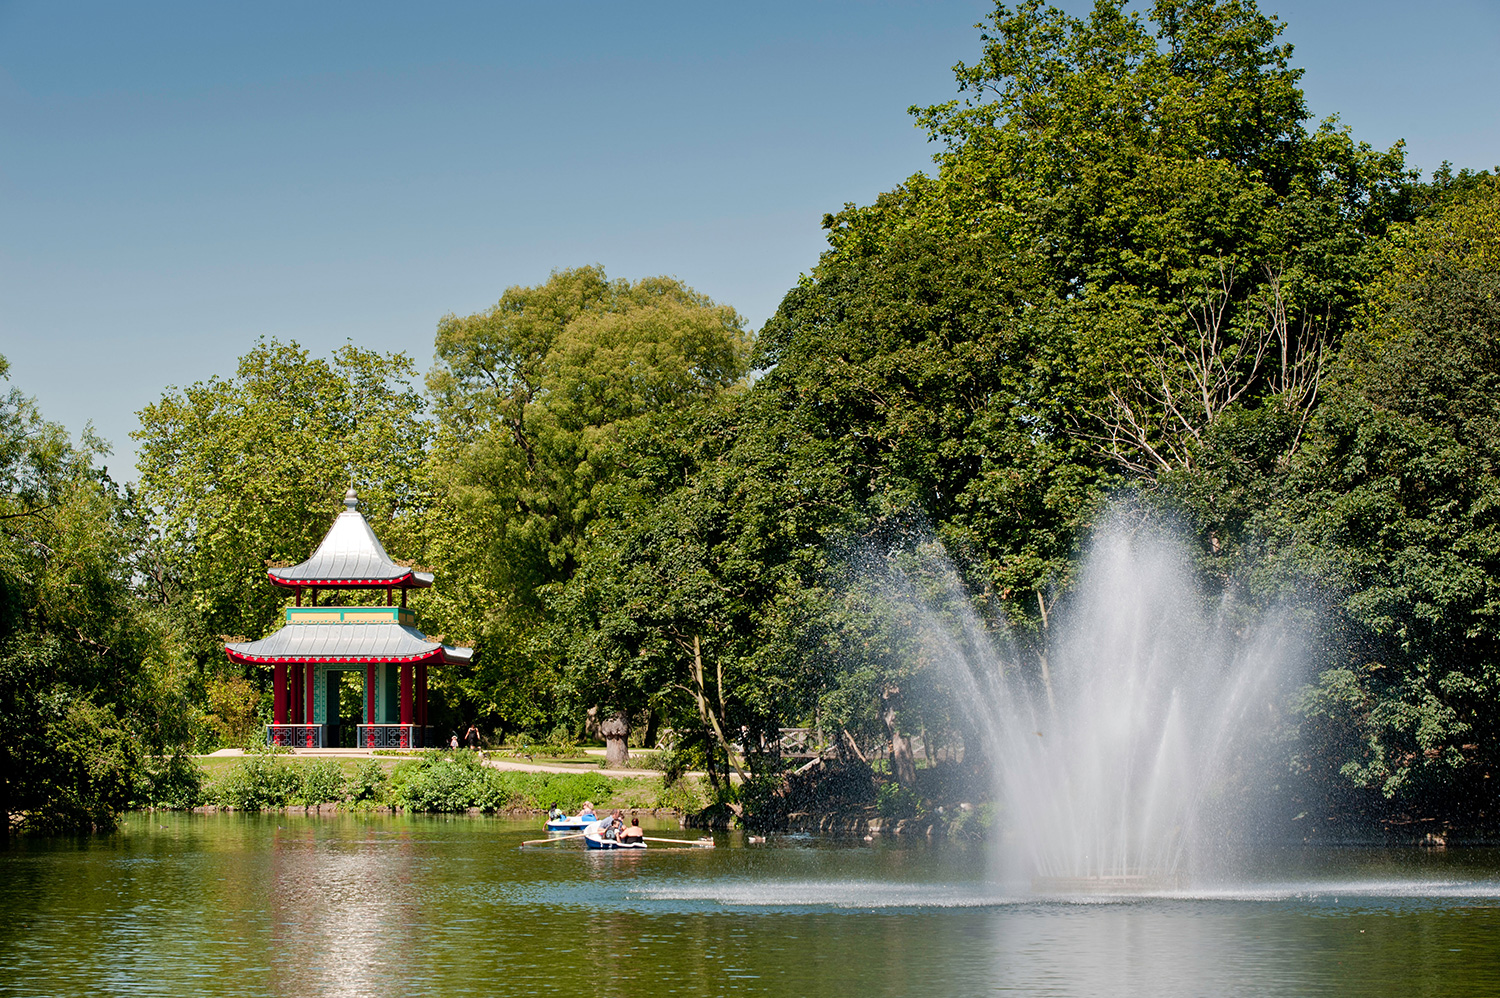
xmin=138 ymin=753 xmax=206 ymax=810
xmin=292 ymin=759 xmax=349 ymax=805
xmin=422 ymin=267 xmax=752 ymax=732
xmin=877 ymin=781 xmax=923 ymax=820
xmin=10 ymin=1 xmax=1494 ymax=835
xmin=350 ymin=758 xmax=389 ymax=803
xmin=1 ymin=361 xmax=194 ymax=834
xmin=1275 ymin=179 xmax=1500 ymax=807
xmin=655 ymin=776 xmax=710 ymax=813
xmin=202 ymin=754 xmax=361 ymax=810
xmin=944 ymin=802 xmax=997 ymax=841
xmin=209 ymin=753 xmax=303 ymax=810
xmin=133 ymin=339 xmax=428 ymax=663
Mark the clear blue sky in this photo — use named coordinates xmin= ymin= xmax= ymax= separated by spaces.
xmin=3 ymin=0 xmax=1497 ymax=480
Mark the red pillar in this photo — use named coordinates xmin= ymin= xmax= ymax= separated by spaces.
xmin=417 ymin=661 xmax=428 ymax=732
xmin=400 ymin=663 xmax=412 ymax=726
xmin=306 ymin=662 xmax=317 ymax=743
xmin=366 ymin=663 xmax=376 ymax=731
xmin=290 ymin=664 xmax=301 ymax=723
xmin=273 ymin=661 xmax=287 ymax=725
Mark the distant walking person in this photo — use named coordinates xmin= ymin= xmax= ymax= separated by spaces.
xmin=449 ymin=732 xmax=460 ymax=750
xmin=465 ymin=724 xmax=480 ymax=750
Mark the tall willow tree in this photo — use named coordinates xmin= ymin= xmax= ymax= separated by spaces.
xmin=422 ymin=267 xmax=751 ymax=732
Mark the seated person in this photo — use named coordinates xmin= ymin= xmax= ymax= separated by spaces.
xmin=547 ymin=804 xmax=565 ymax=821
xmin=578 ymin=801 xmax=596 ymax=820
xmin=620 ymin=819 xmax=644 ymax=843
xmin=604 ymin=811 xmax=624 ymax=840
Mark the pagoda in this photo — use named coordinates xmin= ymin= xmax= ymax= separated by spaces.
xmin=225 ymin=489 xmax=472 ymax=749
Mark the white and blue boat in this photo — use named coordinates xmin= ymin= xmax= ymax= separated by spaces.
xmin=583 ymin=819 xmax=647 ymax=850
xmin=545 ymin=812 xmax=598 ymax=832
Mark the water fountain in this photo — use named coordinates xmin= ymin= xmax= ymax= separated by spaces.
xmin=888 ymin=512 xmax=1298 ymax=891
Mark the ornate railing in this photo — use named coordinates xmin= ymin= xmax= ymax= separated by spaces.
xmin=357 ymin=724 xmax=418 ymax=749
xmin=267 ymin=724 xmax=322 ymax=748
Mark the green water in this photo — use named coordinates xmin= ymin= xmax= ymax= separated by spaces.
xmin=4 ymin=813 xmax=1500 ymax=997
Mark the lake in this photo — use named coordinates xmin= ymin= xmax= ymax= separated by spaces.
xmin=3 ymin=813 xmax=1499 ymax=996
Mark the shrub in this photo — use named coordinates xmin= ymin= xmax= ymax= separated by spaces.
xmin=390 ymin=751 xmax=510 ymax=813
xmin=139 ymin=753 xmax=205 ymax=809
xmin=876 ymin=781 xmax=922 ymax=820
xmin=945 ymin=801 xmax=996 ymax=841
xmin=656 ymin=776 xmax=710 ymax=813
xmin=293 ymin=759 xmax=348 ymax=805
xmin=350 ymin=758 xmax=389 ymax=803
xmin=211 ymin=753 xmax=299 ymax=810
xmin=489 ymin=770 xmax=611 ymax=811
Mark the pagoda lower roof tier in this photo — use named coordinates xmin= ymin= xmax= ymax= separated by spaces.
xmin=225 ymin=621 xmax=472 ymax=666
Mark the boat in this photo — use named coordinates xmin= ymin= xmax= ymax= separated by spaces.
xmin=544 ymin=812 xmax=598 ymax=832
xmin=583 ymin=819 xmax=647 ymax=850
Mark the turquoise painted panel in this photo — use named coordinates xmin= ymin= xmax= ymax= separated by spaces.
xmin=390 ymin=660 xmax=402 ymax=723
xmin=284 ymin=606 xmax=416 ymax=626
xmin=313 ymin=664 xmax=326 ymax=724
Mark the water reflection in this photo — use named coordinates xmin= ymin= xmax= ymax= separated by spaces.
xmin=3 ymin=816 xmax=1500 ymax=997
xmin=267 ymin=822 xmax=424 ymax=997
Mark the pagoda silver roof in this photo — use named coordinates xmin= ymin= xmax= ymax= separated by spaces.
xmin=268 ymin=489 xmax=433 ymax=588
xmin=225 ymin=622 xmax=473 ymax=666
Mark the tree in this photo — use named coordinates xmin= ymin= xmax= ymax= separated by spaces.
xmin=134 ymin=340 xmax=428 ymax=668
xmin=549 ymin=391 xmax=852 ymax=789
xmin=735 ymin=0 xmax=1412 ymax=776
xmin=422 ymin=267 xmax=751 ymax=734
xmin=1 ymin=357 xmax=192 ymax=833
xmin=1279 ymin=179 xmax=1500 ymax=813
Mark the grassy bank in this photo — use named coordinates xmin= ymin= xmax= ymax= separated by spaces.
xmin=151 ymin=750 xmax=709 ymax=814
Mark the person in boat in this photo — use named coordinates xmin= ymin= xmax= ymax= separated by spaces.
xmin=547 ymin=803 xmax=565 ymax=822
xmin=604 ymin=810 xmax=624 ymax=841
xmin=578 ymin=801 xmax=596 ymax=820
xmin=619 ymin=818 xmax=644 ymax=844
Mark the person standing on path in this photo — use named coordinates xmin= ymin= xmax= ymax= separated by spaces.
xmin=465 ymin=724 xmax=480 ymax=750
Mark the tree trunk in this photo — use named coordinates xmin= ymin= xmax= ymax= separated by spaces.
xmin=882 ymin=686 xmax=918 ymax=788
xmin=690 ymin=634 xmax=746 ymax=784
xmin=599 ymin=712 xmax=629 ymax=768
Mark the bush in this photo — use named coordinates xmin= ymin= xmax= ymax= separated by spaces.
xmin=654 ymin=739 xmax=705 ymax=785
xmin=390 ymin=751 xmax=517 ymax=813
xmin=944 ymin=801 xmax=996 ymax=841
xmin=490 ymin=770 xmax=611 ymax=811
xmin=386 ymin=755 xmax=618 ymax=813
xmin=210 ymin=753 xmax=300 ymax=810
xmin=204 ymin=753 xmax=353 ymax=810
xmin=876 ymin=781 xmax=922 ymax=820
xmin=293 ymin=759 xmax=348 ymax=805
xmin=656 ymin=776 xmax=710 ymax=812
xmin=139 ymin=753 xmax=205 ymax=809
xmin=350 ymin=758 xmax=388 ymax=803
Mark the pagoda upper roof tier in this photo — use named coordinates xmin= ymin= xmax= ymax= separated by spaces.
xmin=268 ymin=489 xmax=434 ymax=589
xmin=225 ymin=620 xmax=472 ymax=667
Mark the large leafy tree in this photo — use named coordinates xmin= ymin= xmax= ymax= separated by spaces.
xmin=1282 ymin=179 xmax=1500 ymax=813
xmin=734 ymin=0 xmax=1411 ymax=769
xmin=548 ymin=387 xmax=862 ymax=787
xmin=422 ymin=267 xmax=751 ymax=731
xmin=134 ymin=340 xmax=428 ymax=662
xmin=1 ymin=357 xmax=191 ymax=833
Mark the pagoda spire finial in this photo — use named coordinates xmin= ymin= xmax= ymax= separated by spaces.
xmin=344 ymin=488 xmax=359 ymax=510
